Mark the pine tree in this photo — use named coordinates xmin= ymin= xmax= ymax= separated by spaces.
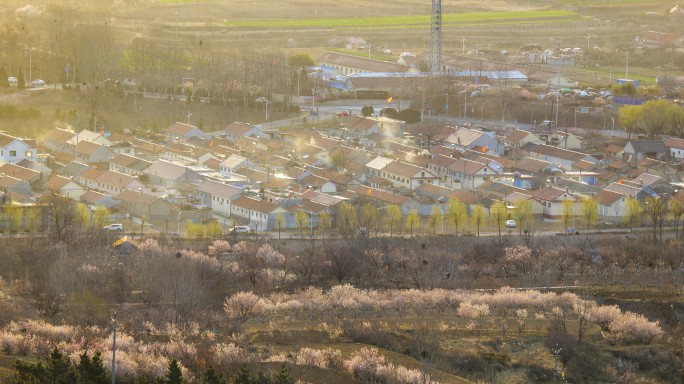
xmin=45 ymin=347 xmax=77 ymax=384
xmin=165 ymin=358 xmax=183 ymax=384
xmin=17 ymin=69 xmax=25 ymax=89
xmin=77 ymin=351 xmax=109 ymax=383
xmin=12 ymin=359 xmax=45 ymax=384
xmin=233 ymin=364 xmax=252 ymax=384
xmin=203 ymin=366 xmax=226 ymax=384
xmin=273 ymin=365 xmax=294 ymax=384
xmin=0 ymin=67 xmax=8 ymax=87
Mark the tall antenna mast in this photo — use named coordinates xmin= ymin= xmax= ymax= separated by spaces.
xmin=430 ymin=0 xmax=442 ymax=74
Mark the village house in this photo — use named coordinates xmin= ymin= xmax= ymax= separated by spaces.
xmin=109 ymin=141 xmax=137 ymax=157
xmin=144 ymin=160 xmax=205 ymax=188
xmin=0 ymin=162 xmax=42 ymax=186
xmin=379 ymin=160 xmax=440 ymax=190
xmin=0 ymin=176 xmax=32 ymax=197
xmin=41 ymin=128 xmax=75 ymax=153
xmin=444 ymin=126 xmax=503 ymax=155
xmin=230 ymin=196 xmax=285 ymax=231
xmin=317 ymin=52 xmax=410 ymax=75
xmin=133 ymin=139 xmax=165 ymax=160
xmin=161 ymin=143 xmax=199 ymax=165
xmin=523 ymin=143 xmax=598 ymax=171
xmin=346 ymin=185 xmax=420 ymax=215
xmin=596 ymin=189 xmax=626 ymax=222
xmin=446 ymin=157 xmax=503 ymax=190
xmin=94 ymin=170 xmax=146 ymax=196
xmin=74 ymin=141 xmax=113 ymax=163
xmin=344 ymin=116 xmax=381 ymax=139
xmin=532 ymin=186 xmax=581 ymax=219
xmin=17 ymin=159 xmax=51 ymax=179
xmin=80 ymin=190 xmax=117 ymax=208
xmin=164 ymin=122 xmax=210 ymax=142
xmin=44 ymin=175 xmax=85 ymax=200
xmin=219 ymin=154 xmax=253 ymax=175
xmin=196 ymin=180 xmax=243 ymax=218
xmin=364 ymin=156 xmax=395 ymax=180
xmin=622 ymin=140 xmax=669 ymax=163
xmin=214 ymin=122 xmax=267 ymax=143
xmin=505 ymin=129 xmax=543 ymax=149
xmin=114 ymin=189 xmax=173 ymax=222
xmin=547 ymin=131 xmax=582 ymax=150
xmin=665 ymin=137 xmax=684 ymax=160
xmin=67 ymin=130 xmax=114 ymax=150
xmin=109 ymin=154 xmax=152 ymax=176
xmin=0 ymin=132 xmax=37 ymax=164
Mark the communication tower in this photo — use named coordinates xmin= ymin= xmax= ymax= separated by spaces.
xmin=429 ymin=0 xmax=442 ymax=74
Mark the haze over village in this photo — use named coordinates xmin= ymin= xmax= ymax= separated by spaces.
xmin=1 ymin=0 xmax=684 ymax=383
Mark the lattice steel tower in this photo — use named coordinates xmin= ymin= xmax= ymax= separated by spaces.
xmin=429 ymin=0 xmax=442 ymax=74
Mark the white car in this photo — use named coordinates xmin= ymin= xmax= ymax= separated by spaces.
xmin=31 ymin=79 xmax=45 ymax=87
xmin=104 ymin=224 xmax=124 ymax=232
xmin=505 ymin=220 xmax=517 ymax=228
xmin=7 ymin=77 xmax=17 ymax=85
xmin=229 ymin=225 xmax=252 ymax=234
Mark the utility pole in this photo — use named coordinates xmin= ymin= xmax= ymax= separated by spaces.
xmin=555 ymin=39 xmax=560 ymax=131
xmin=553 ymin=344 xmax=561 ymax=384
xmin=111 ymin=313 xmax=117 ymax=384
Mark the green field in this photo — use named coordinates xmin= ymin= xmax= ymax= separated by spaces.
xmin=224 ymin=10 xmax=584 ymax=29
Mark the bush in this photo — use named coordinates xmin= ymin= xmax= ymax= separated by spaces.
xmin=605 ymin=311 xmax=663 ymax=345
xmin=223 ymin=292 xmax=266 ymax=323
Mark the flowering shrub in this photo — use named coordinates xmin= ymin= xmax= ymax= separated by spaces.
xmin=457 ymin=302 xmax=490 ymax=319
xmin=207 ymin=240 xmax=232 ymax=257
xmin=605 ymin=311 xmax=663 ymax=345
xmin=343 ymin=347 xmax=436 ymax=384
xmin=0 ymin=331 xmax=20 ymax=354
xmin=256 ymin=244 xmax=285 ymax=265
xmin=212 ymin=342 xmax=248 ymax=365
xmin=224 ymin=291 xmax=266 ymax=323
xmin=588 ymin=305 xmax=622 ymax=331
xmin=344 ymin=347 xmax=386 ymax=381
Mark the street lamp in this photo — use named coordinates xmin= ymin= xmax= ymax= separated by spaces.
xmin=177 ymin=210 xmax=182 ymax=237
xmin=441 ymin=208 xmax=445 ymax=234
xmin=256 ymin=97 xmax=270 ymax=122
xmin=28 ymin=47 xmax=33 ymax=84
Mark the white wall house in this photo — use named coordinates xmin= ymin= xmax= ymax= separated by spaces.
xmin=596 ymin=189 xmax=625 ymax=221
xmin=381 ymin=160 xmax=440 ymax=190
xmin=533 ymin=187 xmax=581 ymax=219
xmin=665 ymin=137 xmax=684 ymax=160
xmin=0 ymin=133 xmax=37 ymax=164
xmin=197 ymin=180 xmax=242 ymax=218
xmin=230 ymin=196 xmax=285 ymax=231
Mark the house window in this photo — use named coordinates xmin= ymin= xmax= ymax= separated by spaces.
xmin=9 ymin=150 xmax=16 ymax=157
xmin=25 ymin=150 xmax=32 ymax=157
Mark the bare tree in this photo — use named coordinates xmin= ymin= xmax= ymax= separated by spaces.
xmin=39 ymin=193 xmax=82 ymax=244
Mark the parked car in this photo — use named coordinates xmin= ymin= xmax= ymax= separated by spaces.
xmin=229 ymin=225 xmax=252 ymax=234
xmin=335 ymin=111 xmax=349 ymax=117
xmin=31 ymin=79 xmax=45 ymax=87
xmin=7 ymin=77 xmax=17 ymax=85
xmin=104 ymin=224 xmax=125 ymax=232
xmin=598 ymin=220 xmax=615 ymax=227
xmin=505 ymin=220 xmax=517 ymax=228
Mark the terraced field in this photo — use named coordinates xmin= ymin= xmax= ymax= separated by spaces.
xmin=223 ymin=10 xmax=585 ymax=30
